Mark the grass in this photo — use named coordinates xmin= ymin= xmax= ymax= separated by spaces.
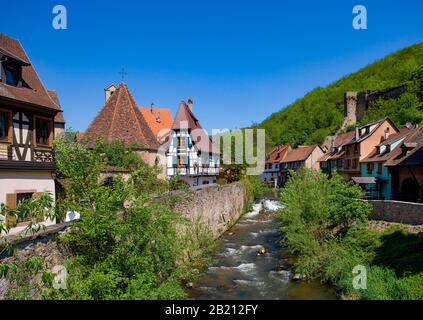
xmin=337 ymin=226 xmax=423 ymax=300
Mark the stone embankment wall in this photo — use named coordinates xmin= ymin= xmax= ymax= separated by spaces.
xmin=175 ymin=182 xmax=247 ymax=239
xmin=368 ymin=200 xmax=423 ymax=225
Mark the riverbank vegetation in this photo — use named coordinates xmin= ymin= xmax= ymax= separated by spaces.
xmin=0 ymin=138 xmax=214 ymax=300
xmin=278 ymin=168 xmax=423 ymax=300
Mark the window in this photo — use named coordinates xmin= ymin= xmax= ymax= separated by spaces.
xmin=35 ymin=117 xmax=52 ymax=146
xmin=177 ymin=155 xmax=187 ymax=166
xmin=377 ymin=163 xmax=383 ymax=174
xmin=352 ymin=159 xmax=358 ymax=169
xmin=177 ymin=136 xmax=186 ymax=148
xmin=346 ymin=159 xmax=351 ymax=170
xmin=354 ymin=144 xmax=358 ymax=154
xmin=17 ymin=192 xmax=34 ymax=223
xmin=202 ymin=180 xmax=210 ymax=185
xmin=367 ymin=163 xmax=374 ymax=174
xmin=4 ymin=64 xmax=19 ymax=86
xmin=0 ymin=110 xmax=12 ymax=142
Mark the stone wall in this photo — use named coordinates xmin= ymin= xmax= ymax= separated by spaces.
xmin=175 ymin=182 xmax=247 ymax=238
xmin=368 ymin=200 xmax=423 ymax=225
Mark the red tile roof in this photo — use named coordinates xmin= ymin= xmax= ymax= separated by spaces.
xmin=382 ymin=128 xmax=423 ymax=166
xmin=0 ymin=34 xmax=60 ymax=111
xmin=343 ymin=117 xmax=399 ymax=146
xmin=282 ymin=145 xmax=320 ymax=163
xmin=47 ymin=89 xmax=65 ymax=124
xmin=83 ymin=83 xmax=159 ymax=150
xmin=139 ymin=107 xmax=172 ymax=140
xmin=172 ymin=100 xmax=219 ymax=154
xmin=266 ymin=144 xmax=291 ymax=164
xmin=318 ymin=131 xmax=355 ymax=162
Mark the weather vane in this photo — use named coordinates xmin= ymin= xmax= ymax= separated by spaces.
xmin=118 ymin=68 xmax=128 ymax=81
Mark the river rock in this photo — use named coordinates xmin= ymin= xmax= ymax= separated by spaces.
xmin=257 ymin=247 xmax=266 ymax=255
xmin=291 ymin=273 xmax=306 ymax=281
xmin=185 ymin=282 xmax=194 ymax=288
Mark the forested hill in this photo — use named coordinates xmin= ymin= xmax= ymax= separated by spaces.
xmin=258 ymin=43 xmax=423 ymax=147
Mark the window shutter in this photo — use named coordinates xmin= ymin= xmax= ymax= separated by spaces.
xmin=5 ymin=193 xmax=17 ymax=227
xmin=173 ymin=136 xmax=177 ymax=148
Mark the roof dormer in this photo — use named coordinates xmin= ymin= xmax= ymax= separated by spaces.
xmin=0 ymin=53 xmax=28 ymax=87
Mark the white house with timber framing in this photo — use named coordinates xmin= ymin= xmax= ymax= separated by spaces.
xmin=0 ymin=34 xmax=64 ymax=236
xmin=165 ymin=99 xmax=220 ymax=186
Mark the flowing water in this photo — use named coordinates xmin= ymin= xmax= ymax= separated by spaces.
xmin=187 ymin=199 xmax=337 ymax=300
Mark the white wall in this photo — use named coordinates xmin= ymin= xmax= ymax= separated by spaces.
xmin=0 ymin=171 xmax=55 ymax=206
xmin=0 ymin=171 xmax=56 ymax=236
xmin=166 ymin=129 xmax=220 ymax=180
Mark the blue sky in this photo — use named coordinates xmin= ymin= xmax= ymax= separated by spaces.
xmin=1 ymin=0 xmax=422 ymax=132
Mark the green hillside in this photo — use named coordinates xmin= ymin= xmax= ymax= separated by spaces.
xmin=258 ymin=43 xmax=423 ymax=147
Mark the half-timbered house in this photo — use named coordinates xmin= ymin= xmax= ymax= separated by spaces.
xmin=0 ymin=34 xmax=64 ymax=233
xmin=166 ymin=99 xmax=220 ymax=186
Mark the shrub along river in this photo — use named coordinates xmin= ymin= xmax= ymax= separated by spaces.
xmin=187 ymin=199 xmax=336 ymax=300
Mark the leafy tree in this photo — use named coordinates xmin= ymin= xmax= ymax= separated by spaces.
xmin=279 ymin=169 xmax=371 ymax=257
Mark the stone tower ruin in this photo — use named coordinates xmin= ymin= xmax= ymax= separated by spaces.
xmin=342 ymin=91 xmax=367 ymax=128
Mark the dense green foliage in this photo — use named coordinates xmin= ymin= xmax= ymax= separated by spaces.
xmin=278 ymin=169 xmax=423 ymax=300
xmin=360 ymin=84 xmax=423 ymax=127
xmin=0 ymin=193 xmax=57 ymax=236
xmin=1 ymin=138 xmax=214 ymax=300
xmin=259 ymin=43 xmax=423 ymax=147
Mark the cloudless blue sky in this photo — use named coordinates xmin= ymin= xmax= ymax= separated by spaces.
xmin=1 ymin=0 xmax=422 ymax=132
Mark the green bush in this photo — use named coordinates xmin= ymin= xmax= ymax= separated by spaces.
xmin=277 ymin=168 xmax=423 ymax=300
xmin=3 ymin=137 xmax=214 ymax=300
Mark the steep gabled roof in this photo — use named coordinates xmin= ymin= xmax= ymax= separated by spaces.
xmin=172 ymin=101 xmax=219 ymax=154
xmin=0 ymin=33 xmax=60 ymax=111
xmin=282 ymin=145 xmax=321 ymax=163
xmin=318 ymin=131 xmax=355 ymax=162
xmin=266 ymin=144 xmax=291 ymax=164
xmin=139 ymin=107 xmax=172 ymax=139
xmin=83 ymin=83 xmax=159 ymax=150
xmin=344 ymin=117 xmax=399 ymax=146
xmin=384 ymin=128 xmax=423 ymax=166
xmin=47 ymin=89 xmax=65 ymax=124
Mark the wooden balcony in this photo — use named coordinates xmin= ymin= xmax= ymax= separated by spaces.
xmin=167 ymin=165 xmax=220 ymax=177
xmin=0 ymin=144 xmax=55 ymax=171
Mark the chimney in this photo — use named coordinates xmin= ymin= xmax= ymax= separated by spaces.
xmin=150 ymin=102 xmax=154 ymax=113
xmin=104 ymin=84 xmax=117 ymax=102
xmin=187 ymin=97 xmax=193 ymax=111
xmin=331 ymin=136 xmax=335 ymax=151
xmin=384 ymin=127 xmax=390 ymax=140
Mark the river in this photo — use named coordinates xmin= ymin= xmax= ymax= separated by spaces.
xmin=187 ymin=199 xmax=336 ymax=300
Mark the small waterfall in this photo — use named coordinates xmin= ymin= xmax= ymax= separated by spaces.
xmin=187 ymin=198 xmax=336 ymax=300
